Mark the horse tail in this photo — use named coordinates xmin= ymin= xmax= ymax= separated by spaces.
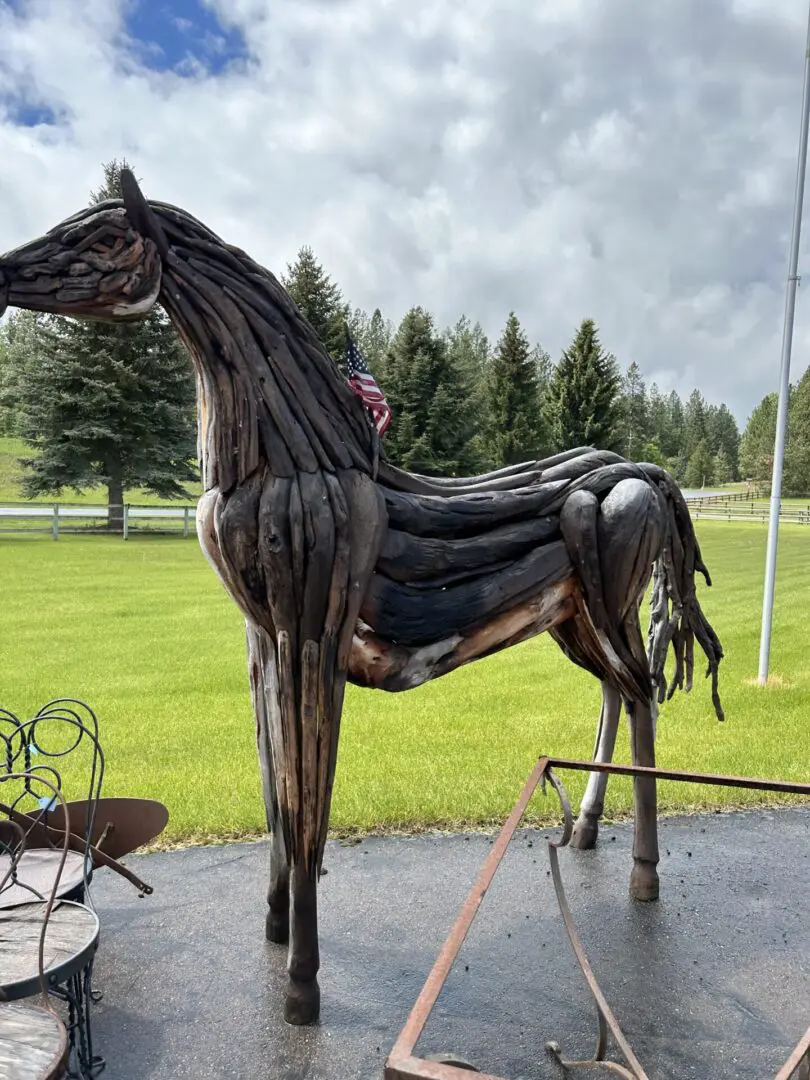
xmin=641 ymin=464 xmax=724 ymax=721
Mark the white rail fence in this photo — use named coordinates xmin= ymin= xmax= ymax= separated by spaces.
xmin=689 ymin=504 xmax=810 ymax=525
xmin=0 ymin=503 xmax=196 ymax=538
xmin=0 ymin=492 xmax=808 ymax=538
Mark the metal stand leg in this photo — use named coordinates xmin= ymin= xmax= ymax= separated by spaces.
xmin=790 ymin=1036 xmax=810 ymax=1080
xmin=542 ymin=768 xmax=649 ymax=1079
xmin=52 ymin=959 xmax=105 ymax=1079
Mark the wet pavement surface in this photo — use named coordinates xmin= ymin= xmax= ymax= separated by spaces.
xmin=87 ymin=807 xmax=809 ymax=1079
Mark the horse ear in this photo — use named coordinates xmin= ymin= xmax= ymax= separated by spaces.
xmin=120 ymin=168 xmax=169 ymax=260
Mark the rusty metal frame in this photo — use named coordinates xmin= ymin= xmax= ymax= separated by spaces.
xmin=384 ymin=756 xmax=810 ymax=1080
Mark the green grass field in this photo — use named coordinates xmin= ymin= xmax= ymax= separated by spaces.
xmin=1 ymin=521 xmax=808 ymax=844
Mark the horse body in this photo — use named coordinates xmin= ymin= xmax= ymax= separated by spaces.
xmin=0 ymin=173 xmax=723 ymax=1026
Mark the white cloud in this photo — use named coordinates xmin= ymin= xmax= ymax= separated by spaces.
xmin=2 ymin=0 xmax=810 ymax=423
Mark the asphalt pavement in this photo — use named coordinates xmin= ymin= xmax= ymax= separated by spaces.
xmin=87 ymin=807 xmax=809 ymax=1079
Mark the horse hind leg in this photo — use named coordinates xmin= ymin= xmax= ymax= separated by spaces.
xmin=246 ymin=623 xmax=291 ymax=943
xmin=628 ymin=697 xmax=659 ymax=901
xmin=570 ymin=680 xmax=622 ymax=850
xmin=592 ymin=478 xmax=662 ymax=900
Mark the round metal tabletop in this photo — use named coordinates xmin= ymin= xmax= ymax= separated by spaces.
xmin=0 ymin=1000 xmax=67 ymax=1079
xmin=0 ymin=850 xmax=87 ymax=910
xmin=0 ymin=901 xmax=100 ymax=1002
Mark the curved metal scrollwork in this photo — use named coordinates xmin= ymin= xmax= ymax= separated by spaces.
xmin=0 ymin=700 xmax=105 ymax=905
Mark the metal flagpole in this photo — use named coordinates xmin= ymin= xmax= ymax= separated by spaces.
xmin=758 ymin=0 xmax=810 ymax=684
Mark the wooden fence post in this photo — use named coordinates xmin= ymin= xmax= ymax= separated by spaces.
xmin=123 ymin=504 xmax=129 ymax=541
xmin=183 ymin=506 xmax=190 ymax=538
xmin=51 ymin=505 xmax=59 ymax=541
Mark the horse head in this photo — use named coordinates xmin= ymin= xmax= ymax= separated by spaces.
xmin=0 ymin=169 xmax=165 ymax=323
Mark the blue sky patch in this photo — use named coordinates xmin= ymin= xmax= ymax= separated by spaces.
xmin=3 ymin=99 xmax=59 ymax=127
xmin=124 ymin=0 xmax=249 ymax=75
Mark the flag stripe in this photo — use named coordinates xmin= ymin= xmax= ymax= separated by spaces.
xmin=345 ymin=331 xmax=392 ymax=437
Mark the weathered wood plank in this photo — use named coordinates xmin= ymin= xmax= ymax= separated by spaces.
xmin=377 ymin=516 xmax=560 ymax=582
xmin=348 ymin=577 xmax=578 ymax=691
xmin=360 ymin=539 xmax=573 ymax=646
xmin=382 ymin=481 xmax=569 ymax=538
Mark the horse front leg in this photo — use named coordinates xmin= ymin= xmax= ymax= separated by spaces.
xmin=267 ymin=821 xmax=290 ymax=944
xmin=571 ymin=680 xmax=622 ymax=850
xmin=286 ymin=860 xmax=320 ymax=1024
xmin=627 ymin=698 xmax=660 ymax=901
xmin=246 ymin=622 xmax=290 ymax=943
xmin=268 ymin=470 xmax=385 ymax=1025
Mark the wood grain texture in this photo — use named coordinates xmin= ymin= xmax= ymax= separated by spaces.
xmin=0 ymin=1002 xmax=67 ymax=1080
xmin=0 ymin=851 xmax=85 ymax=910
xmin=0 ymin=902 xmax=98 ymax=994
xmin=0 ymin=174 xmax=725 ymax=1023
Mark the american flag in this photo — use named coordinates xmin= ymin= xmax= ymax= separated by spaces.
xmin=346 ymin=332 xmax=392 ymax=436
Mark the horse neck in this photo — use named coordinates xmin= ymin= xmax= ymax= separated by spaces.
xmin=152 ymin=210 xmax=374 ymax=494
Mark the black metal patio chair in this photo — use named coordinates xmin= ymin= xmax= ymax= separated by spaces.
xmin=0 ymin=700 xmax=104 ymax=911
xmin=0 ymin=749 xmax=103 ymax=1078
xmin=0 ymin=770 xmax=73 ymax=1079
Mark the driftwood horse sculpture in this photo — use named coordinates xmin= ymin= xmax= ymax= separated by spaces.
xmin=0 ymin=171 xmax=723 ymax=1025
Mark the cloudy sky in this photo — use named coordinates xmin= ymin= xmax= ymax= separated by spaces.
xmin=2 ymin=0 xmax=810 ymax=423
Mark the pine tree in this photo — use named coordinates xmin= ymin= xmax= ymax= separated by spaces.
xmin=90 ymin=158 xmax=133 ymax=203
xmin=533 ymin=343 xmax=553 ymax=456
xmin=0 ymin=333 xmax=10 ymax=435
xmin=444 ymin=315 xmax=490 ymax=404
xmin=618 ymin=361 xmax=648 ymax=460
xmin=669 ymin=450 xmax=689 ymax=483
xmin=684 ymin=438 xmax=714 ymax=488
xmin=545 ymin=319 xmax=621 ymax=451
xmin=282 ymin=246 xmax=349 ymax=362
xmin=444 ymin=315 xmax=491 ymax=470
xmin=646 ymin=384 xmax=667 ymax=455
xmin=347 ymin=307 xmax=394 ymax=380
xmin=684 ymin=389 xmax=708 ymax=458
xmin=18 ymin=313 xmax=197 ymax=529
xmin=740 ymin=393 xmax=778 ymax=480
xmin=713 ymin=447 xmax=733 ymax=484
xmin=384 ymin=307 xmax=474 ymax=475
xmin=784 ymin=366 xmax=810 ymax=496
xmin=11 ymin=160 xmax=197 ymax=531
xmin=739 ymin=372 xmax=810 ymax=492
xmin=707 ymin=403 xmax=740 ymax=480
xmin=664 ymin=390 xmax=685 ymax=460
xmin=0 ymin=311 xmax=43 ymax=435
xmin=640 ymin=439 xmax=667 ymax=467
xmin=647 ymin=383 xmax=688 ymax=463
xmin=487 ymin=313 xmax=544 ymax=466
xmin=533 ymin=344 xmax=553 ymax=394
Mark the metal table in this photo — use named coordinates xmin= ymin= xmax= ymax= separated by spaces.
xmin=385 ymin=756 xmax=810 ymax=1080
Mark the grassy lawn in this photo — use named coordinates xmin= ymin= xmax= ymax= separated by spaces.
xmin=0 ymin=436 xmax=200 ymax=505
xmin=0 ymin=522 xmax=808 ymax=843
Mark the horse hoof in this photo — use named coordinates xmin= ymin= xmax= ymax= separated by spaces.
xmin=284 ymin=978 xmax=320 ymax=1026
xmin=630 ymin=860 xmax=659 ymax=902
xmin=266 ymin=909 xmax=289 ymax=945
xmin=570 ymin=817 xmax=599 ymax=850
